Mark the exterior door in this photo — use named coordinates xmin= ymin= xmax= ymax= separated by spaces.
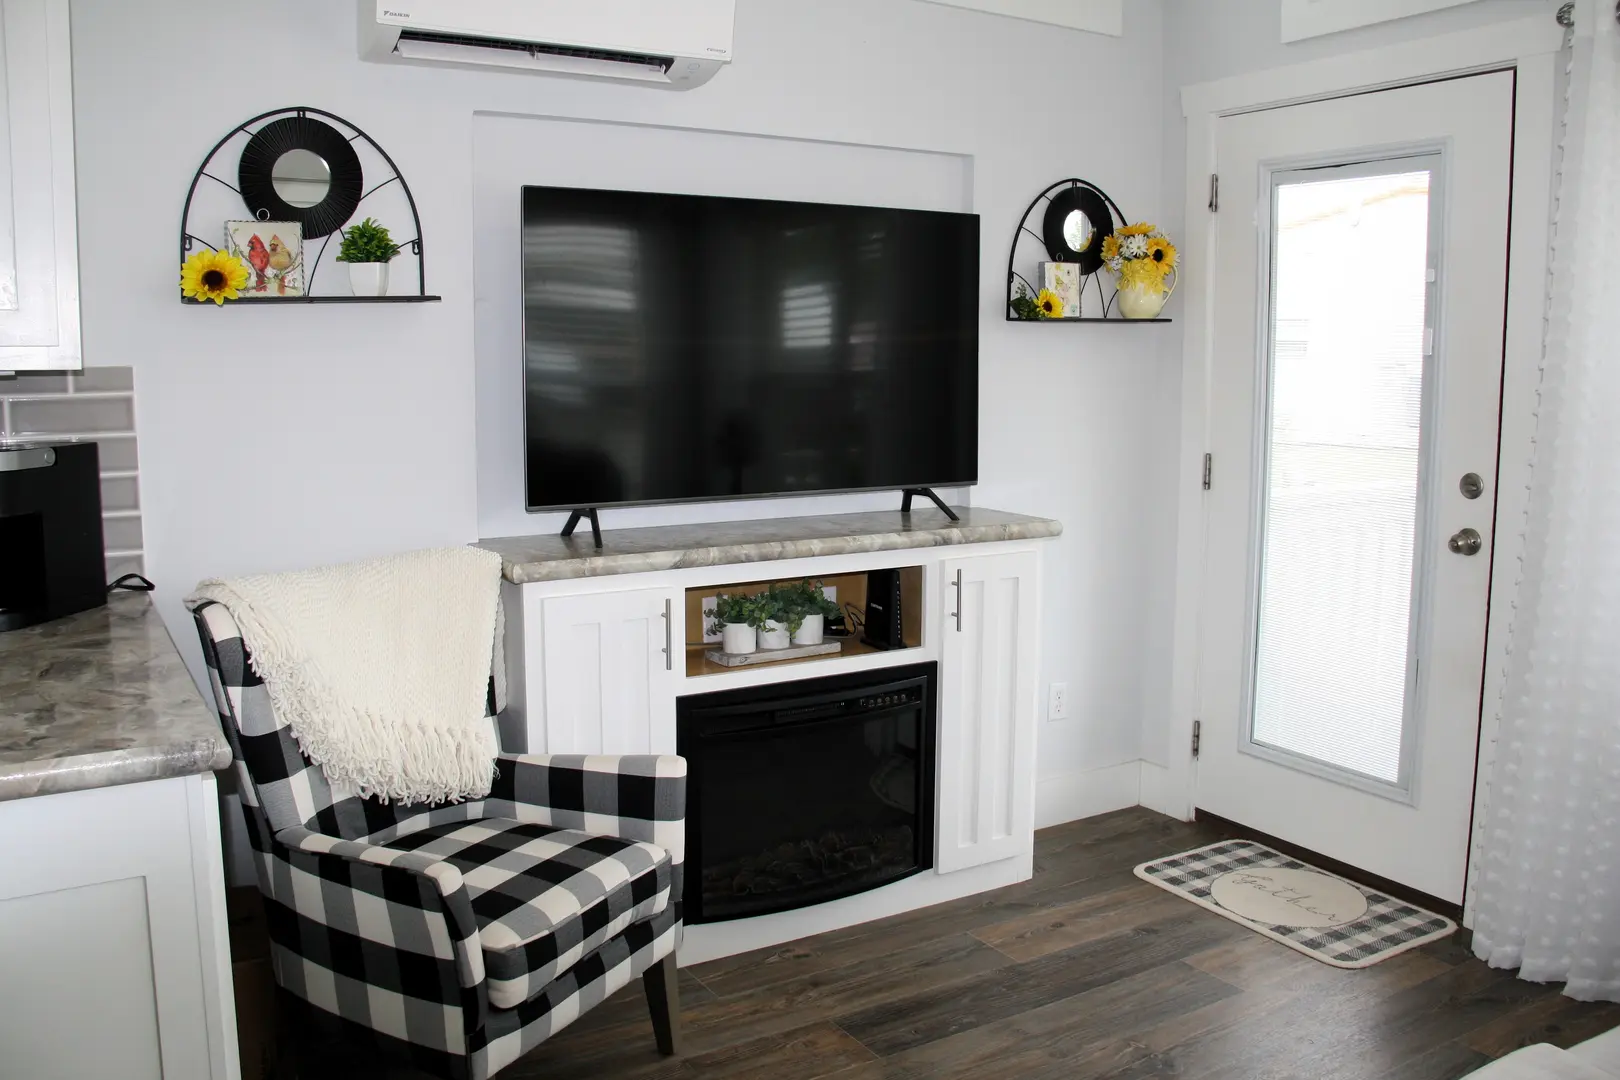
xmin=541 ymin=587 xmax=677 ymax=754
xmin=936 ymin=551 xmax=1038 ymax=874
xmin=1196 ymin=72 xmax=1513 ymax=903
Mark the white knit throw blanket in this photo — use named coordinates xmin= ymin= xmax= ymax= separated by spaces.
xmin=189 ymin=547 xmax=504 ymax=805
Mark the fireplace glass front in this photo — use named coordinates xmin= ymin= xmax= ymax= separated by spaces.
xmin=678 ymin=662 xmax=937 ymax=924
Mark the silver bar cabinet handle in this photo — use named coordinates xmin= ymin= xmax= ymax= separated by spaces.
xmin=951 ymin=569 xmax=963 ymax=632
xmin=662 ymin=598 xmax=673 ymax=670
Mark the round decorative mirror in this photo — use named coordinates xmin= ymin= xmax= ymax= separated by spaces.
xmin=271 ymin=149 xmax=331 ymax=209
xmin=1041 ymin=184 xmax=1115 ymax=274
xmin=1062 ymin=209 xmax=1093 ymax=253
xmin=238 ymin=116 xmax=363 ymax=239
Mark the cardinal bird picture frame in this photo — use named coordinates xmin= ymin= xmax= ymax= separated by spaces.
xmin=226 ymin=220 xmax=304 ymax=298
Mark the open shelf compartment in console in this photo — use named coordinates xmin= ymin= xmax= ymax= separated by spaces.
xmin=684 ymin=566 xmax=925 ymax=678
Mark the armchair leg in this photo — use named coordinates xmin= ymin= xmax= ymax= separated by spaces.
xmin=642 ymin=952 xmax=682 ymax=1056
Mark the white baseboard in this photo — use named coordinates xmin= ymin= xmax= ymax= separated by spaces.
xmin=1138 ymin=761 xmax=1191 ymax=820
xmin=1034 ymin=761 xmax=1142 ymax=829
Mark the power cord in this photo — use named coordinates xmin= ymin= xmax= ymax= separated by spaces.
xmin=108 ymin=573 xmax=155 ymax=593
xmin=841 ymin=602 xmax=865 ymax=634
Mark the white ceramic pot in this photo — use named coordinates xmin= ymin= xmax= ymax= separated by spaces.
xmin=759 ymin=620 xmax=791 ymax=650
xmin=1117 ymin=267 xmax=1177 ymax=320
xmin=348 ymin=261 xmax=390 ymax=297
xmin=793 ymin=614 xmax=825 ymax=646
xmin=720 ymin=622 xmax=757 ymax=655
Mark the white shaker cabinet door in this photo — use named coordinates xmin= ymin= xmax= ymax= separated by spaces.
xmin=541 ymin=587 xmax=679 ymax=755
xmin=935 ymin=551 xmax=1039 ymax=874
xmin=0 ymin=0 xmax=82 ymax=369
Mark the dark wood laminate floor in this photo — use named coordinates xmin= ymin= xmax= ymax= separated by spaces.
xmin=508 ymin=808 xmax=1620 ymax=1080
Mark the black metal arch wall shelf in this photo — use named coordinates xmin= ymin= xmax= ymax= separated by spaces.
xmin=178 ymin=106 xmax=440 ymax=304
xmin=1005 ymin=177 xmax=1170 ymax=323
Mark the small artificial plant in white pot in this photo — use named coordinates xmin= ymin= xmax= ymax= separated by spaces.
xmin=786 ymin=579 xmax=840 ymax=645
xmin=758 ymin=584 xmax=795 ymax=650
xmin=705 ymin=593 xmax=763 ymax=655
xmin=337 ymin=217 xmax=402 ymax=297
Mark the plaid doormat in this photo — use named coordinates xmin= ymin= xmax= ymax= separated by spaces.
xmin=1135 ymin=839 xmax=1456 ymax=968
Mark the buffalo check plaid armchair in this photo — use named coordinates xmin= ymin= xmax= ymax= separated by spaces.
xmin=191 ymin=600 xmax=686 ymax=1080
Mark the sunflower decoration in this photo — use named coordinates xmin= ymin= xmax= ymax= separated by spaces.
xmin=1146 ymin=236 xmax=1178 ymax=274
xmin=1101 ymin=221 xmax=1179 ymax=318
xmin=1102 ymin=222 xmax=1178 ymax=281
xmin=181 ymin=248 xmax=251 ymax=305
xmin=1036 ymin=288 xmax=1064 ymax=319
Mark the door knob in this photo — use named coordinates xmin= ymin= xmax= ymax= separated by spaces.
xmin=1448 ymin=527 xmax=1482 ymax=556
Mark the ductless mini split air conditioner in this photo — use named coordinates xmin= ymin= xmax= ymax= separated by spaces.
xmin=358 ymin=0 xmax=736 ymax=89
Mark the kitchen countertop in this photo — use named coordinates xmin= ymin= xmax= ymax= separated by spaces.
xmin=478 ymin=507 xmax=1062 ymax=584
xmin=0 ymin=591 xmax=231 ymax=802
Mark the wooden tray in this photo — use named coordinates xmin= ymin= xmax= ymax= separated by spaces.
xmin=703 ymin=640 xmax=843 ymax=668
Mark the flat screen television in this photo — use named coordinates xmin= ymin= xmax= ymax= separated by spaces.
xmin=521 ymin=186 xmax=980 ymax=512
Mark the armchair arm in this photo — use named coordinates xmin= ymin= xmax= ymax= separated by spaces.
xmin=270 ymin=826 xmax=488 ymax=1046
xmin=489 ymin=754 xmax=686 ymax=880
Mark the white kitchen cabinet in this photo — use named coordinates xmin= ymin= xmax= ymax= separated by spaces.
xmin=934 ymin=551 xmax=1040 ymax=874
xmin=540 ymin=586 xmax=679 ymax=754
xmin=0 ymin=773 xmax=237 ymax=1079
xmin=0 ymin=0 xmax=83 ymax=370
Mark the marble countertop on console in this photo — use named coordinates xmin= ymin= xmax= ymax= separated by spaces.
xmin=479 ymin=507 xmax=1062 ymax=583
xmin=0 ymin=592 xmax=230 ymax=802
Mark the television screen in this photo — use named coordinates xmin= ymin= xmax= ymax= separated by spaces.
xmin=522 ymin=186 xmax=979 ymax=511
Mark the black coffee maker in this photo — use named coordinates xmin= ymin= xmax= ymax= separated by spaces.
xmin=0 ymin=441 xmax=105 ymax=632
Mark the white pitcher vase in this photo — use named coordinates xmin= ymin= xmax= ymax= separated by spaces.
xmin=1116 ymin=267 xmax=1177 ymax=320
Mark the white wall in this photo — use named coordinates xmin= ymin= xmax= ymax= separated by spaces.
xmin=1138 ymin=0 xmax=1558 ymax=767
xmin=69 ymin=0 xmax=1170 ymax=818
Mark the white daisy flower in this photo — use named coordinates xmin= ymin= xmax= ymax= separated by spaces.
xmin=1122 ymin=234 xmax=1149 ymax=259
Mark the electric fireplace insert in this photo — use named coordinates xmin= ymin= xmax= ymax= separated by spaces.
xmin=678 ymin=663 xmax=937 ymax=924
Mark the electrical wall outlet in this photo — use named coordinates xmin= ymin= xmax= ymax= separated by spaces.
xmin=1048 ymin=682 xmax=1069 ymax=721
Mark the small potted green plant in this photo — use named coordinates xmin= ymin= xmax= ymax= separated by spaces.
xmin=757 ymin=584 xmax=796 ymax=650
xmin=705 ymin=593 xmax=763 ymax=655
xmin=336 ymin=216 xmax=402 ymax=297
xmin=785 ymin=579 xmax=841 ymax=645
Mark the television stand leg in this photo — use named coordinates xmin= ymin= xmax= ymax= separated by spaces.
xmin=900 ymin=488 xmax=960 ymax=522
xmin=561 ymin=508 xmax=603 ymax=548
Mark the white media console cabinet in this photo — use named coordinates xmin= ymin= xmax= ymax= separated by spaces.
xmin=478 ymin=507 xmax=1061 ymax=963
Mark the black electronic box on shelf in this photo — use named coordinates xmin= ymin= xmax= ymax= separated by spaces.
xmin=862 ymin=569 xmax=904 ymax=650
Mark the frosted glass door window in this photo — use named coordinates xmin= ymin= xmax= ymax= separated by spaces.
xmin=1249 ymin=163 xmax=1436 ymax=788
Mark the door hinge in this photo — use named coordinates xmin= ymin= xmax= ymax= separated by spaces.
xmin=1209 ymin=173 xmax=1219 ymax=212
xmin=1202 ymin=453 xmax=1213 ymax=491
xmin=1191 ymin=720 xmax=1202 ymax=758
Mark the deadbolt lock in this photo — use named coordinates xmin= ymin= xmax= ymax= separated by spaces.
xmin=1460 ymin=472 xmax=1484 ymax=500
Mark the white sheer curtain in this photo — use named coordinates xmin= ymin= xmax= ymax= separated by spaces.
xmin=1469 ymin=3 xmax=1620 ymax=1002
